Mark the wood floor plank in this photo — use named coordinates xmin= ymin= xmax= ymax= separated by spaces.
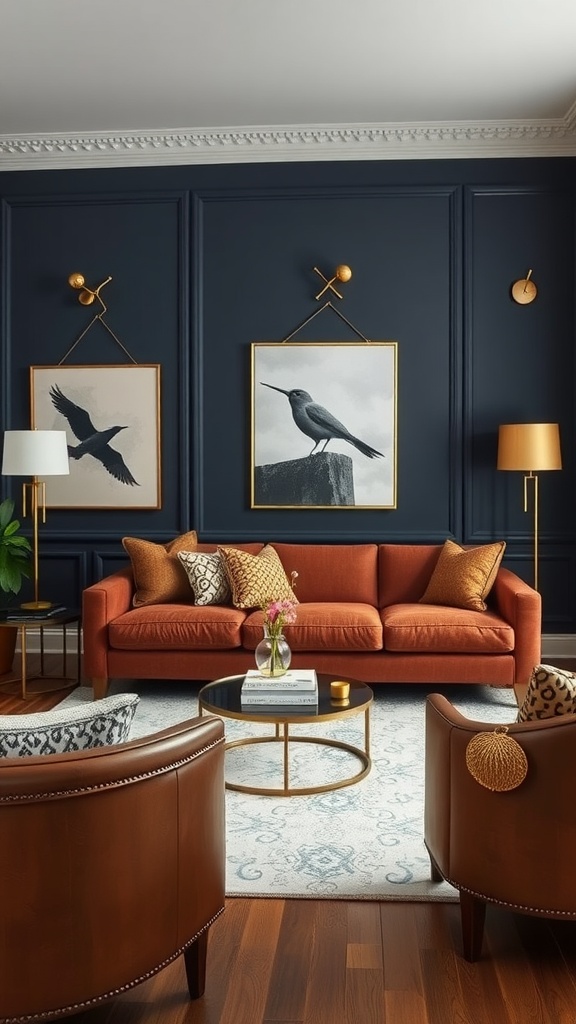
xmin=263 ymin=900 xmax=315 ymax=1022
xmin=210 ymin=898 xmax=284 ymax=1024
xmin=380 ymin=902 xmax=425 ymax=993
xmin=345 ymin=968 xmax=385 ymax=1024
xmin=384 ymin=990 xmax=429 ymax=1024
xmin=302 ymin=899 xmax=348 ymax=1024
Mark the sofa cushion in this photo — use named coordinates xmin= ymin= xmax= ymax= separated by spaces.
xmin=0 ymin=693 xmax=140 ymax=758
xmin=272 ymin=543 xmax=378 ymax=604
xmin=382 ymin=604 xmax=514 ymax=654
xmin=177 ymin=550 xmax=232 ymax=606
xmin=242 ymin=603 xmax=383 ymax=652
xmin=122 ymin=531 xmax=198 ymax=607
xmin=517 ymin=664 xmax=576 ymax=722
xmin=218 ymin=544 xmax=296 ymax=609
xmin=109 ymin=604 xmax=247 ymax=650
xmin=419 ymin=539 xmax=506 ymax=612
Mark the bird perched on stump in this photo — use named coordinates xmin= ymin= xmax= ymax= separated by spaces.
xmin=261 ymin=382 xmax=384 ymax=459
xmin=49 ymin=384 xmax=139 ymax=485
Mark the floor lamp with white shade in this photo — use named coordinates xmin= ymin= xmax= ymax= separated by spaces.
xmin=1 ymin=430 xmax=70 ymax=609
xmin=497 ymin=422 xmax=562 ymax=593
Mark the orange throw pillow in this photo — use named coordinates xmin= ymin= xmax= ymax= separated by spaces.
xmin=122 ymin=531 xmax=198 ymax=606
xmin=419 ymin=539 xmax=505 ymax=612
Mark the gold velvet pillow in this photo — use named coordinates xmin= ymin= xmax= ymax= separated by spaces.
xmin=218 ymin=544 xmax=297 ymax=610
xmin=122 ymin=531 xmax=198 ymax=606
xmin=419 ymin=539 xmax=505 ymax=612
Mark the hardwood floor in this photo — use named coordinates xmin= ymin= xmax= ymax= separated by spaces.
xmin=3 ymin=657 xmax=576 ymax=1024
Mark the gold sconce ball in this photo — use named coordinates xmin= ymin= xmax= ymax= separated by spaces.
xmin=335 ymin=265 xmax=352 ymax=283
xmin=68 ymin=272 xmax=85 ymax=289
xmin=78 ymin=289 xmax=95 ymax=305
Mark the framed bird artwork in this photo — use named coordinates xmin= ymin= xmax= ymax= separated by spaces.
xmin=30 ymin=364 xmax=161 ymax=509
xmin=251 ymin=342 xmax=397 ymax=509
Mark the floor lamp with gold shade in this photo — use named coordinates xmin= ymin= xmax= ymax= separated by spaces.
xmin=497 ymin=422 xmax=562 ymax=592
xmin=1 ymin=430 xmax=70 ymax=610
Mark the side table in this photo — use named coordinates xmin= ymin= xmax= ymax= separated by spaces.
xmin=0 ymin=609 xmax=81 ymax=701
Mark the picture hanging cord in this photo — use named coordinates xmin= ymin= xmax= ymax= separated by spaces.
xmin=280 ymin=301 xmax=372 ymax=344
xmin=58 ymin=273 xmax=139 ymax=365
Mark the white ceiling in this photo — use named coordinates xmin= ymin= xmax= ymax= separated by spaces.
xmin=2 ymin=0 xmax=576 ymax=170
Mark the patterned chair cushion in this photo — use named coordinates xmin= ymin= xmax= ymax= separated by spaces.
xmin=177 ymin=550 xmax=232 ymax=606
xmin=517 ymin=664 xmax=576 ymax=722
xmin=419 ymin=539 xmax=506 ymax=612
xmin=218 ymin=544 xmax=297 ymax=610
xmin=0 ymin=692 xmax=140 ymax=758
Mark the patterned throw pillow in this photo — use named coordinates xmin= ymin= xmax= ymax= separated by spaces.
xmin=177 ymin=550 xmax=232 ymax=606
xmin=218 ymin=544 xmax=297 ymax=610
xmin=419 ymin=539 xmax=506 ymax=612
xmin=517 ymin=664 xmax=576 ymax=722
xmin=122 ymin=531 xmax=198 ymax=606
xmin=0 ymin=692 xmax=140 ymax=758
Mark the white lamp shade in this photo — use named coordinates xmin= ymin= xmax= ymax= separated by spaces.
xmin=497 ymin=423 xmax=562 ymax=472
xmin=1 ymin=430 xmax=70 ymax=476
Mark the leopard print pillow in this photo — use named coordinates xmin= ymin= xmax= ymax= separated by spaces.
xmin=517 ymin=664 xmax=576 ymax=722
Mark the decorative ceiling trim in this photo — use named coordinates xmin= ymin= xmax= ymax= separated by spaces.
xmin=1 ymin=113 xmax=576 ymax=171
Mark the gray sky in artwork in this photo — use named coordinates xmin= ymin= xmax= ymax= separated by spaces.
xmin=253 ymin=343 xmax=396 ymax=506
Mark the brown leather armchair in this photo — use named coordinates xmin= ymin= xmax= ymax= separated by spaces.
xmin=0 ymin=713 xmax=225 ymax=1024
xmin=424 ymin=692 xmax=576 ymax=961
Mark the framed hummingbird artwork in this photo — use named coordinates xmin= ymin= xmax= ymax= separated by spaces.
xmin=251 ymin=342 xmax=397 ymax=509
xmin=29 ymin=364 xmax=162 ymax=509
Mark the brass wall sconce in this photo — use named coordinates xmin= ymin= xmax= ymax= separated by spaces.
xmin=313 ymin=265 xmax=352 ymax=301
xmin=68 ymin=273 xmax=112 ymax=312
xmin=497 ymin=422 xmax=562 ymax=592
xmin=511 ymin=269 xmax=537 ymax=305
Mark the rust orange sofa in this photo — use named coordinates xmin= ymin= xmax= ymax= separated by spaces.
xmin=82 ymin=542 xmax=541 ymax=700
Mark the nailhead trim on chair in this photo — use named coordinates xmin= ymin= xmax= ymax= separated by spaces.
xmin=2 ymin=908 xmax=225 ymax=1024
xmin=0 ymin=735 xmax=224 ymax=804
xmin=445 ymin=877 xmax=576 ymax=918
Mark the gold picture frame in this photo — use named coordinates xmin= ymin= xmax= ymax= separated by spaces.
xmin=30 ymin=364 xmax=161 ymax=509
xmin=251 ymin=342 xmax=397 ymax=509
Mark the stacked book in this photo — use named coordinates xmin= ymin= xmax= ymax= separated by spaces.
xmin=241 ymin=668 xmax=318 ymax=706
xmin=0 ymin=603 xmax=67 ymax=621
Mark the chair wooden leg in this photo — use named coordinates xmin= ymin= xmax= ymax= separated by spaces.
xmin=184 ymin=930 xmax=208 ymax=999
xmin=428 ymin=851 xmax=444 ymax=883
xmin=459 ymin=890 xmax=486 ymax=962
xmin=92 ymin=677 xmax=109 ymax=700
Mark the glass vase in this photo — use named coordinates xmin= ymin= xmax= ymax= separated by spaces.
xmin=254 ymin=628 xmax=292 ymax=678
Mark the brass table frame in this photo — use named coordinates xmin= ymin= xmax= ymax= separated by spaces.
xmin=199 ymin=674 xmax=373 ymax=797
xmin=0 ymin=611 xmax=81 ymax=701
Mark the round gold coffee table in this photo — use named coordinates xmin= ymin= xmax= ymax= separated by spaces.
xmin=198 ymin=673 xmax=373 ymax=797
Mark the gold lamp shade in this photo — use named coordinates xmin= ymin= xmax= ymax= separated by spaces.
xmin=497 ymin=422 xmax=562 ymax=592
xmin=497 ymin=423 xmax=562 ymax=472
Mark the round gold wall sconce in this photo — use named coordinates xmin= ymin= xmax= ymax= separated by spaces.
xmin=511 ymin=269 xmax=537 ymax=305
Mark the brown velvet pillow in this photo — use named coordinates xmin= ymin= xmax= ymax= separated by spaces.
xmin=122 ymin=531 xmax=198 ymax=606
xmin=218 ymin=544 xmax=297 ymax=610
xmin=419 ymin=539 xmax=505 ymax=612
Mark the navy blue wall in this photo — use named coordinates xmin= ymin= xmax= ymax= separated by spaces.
xmin=1 ymin=158 xmax=574 ymax=631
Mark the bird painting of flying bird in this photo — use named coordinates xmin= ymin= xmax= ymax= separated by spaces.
xmin=261 ymin=382 xmax=384 ymax=459
xmin=49 ymin=384 xmax=139 ymax=486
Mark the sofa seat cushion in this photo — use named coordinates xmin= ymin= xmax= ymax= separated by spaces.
xmin=109 ymin=604 xmax=247 ymax=651
xmin=242 ymin=603 xmax=383 ymax=652
xmin=382 ymin=603 xmax=514 ymax=654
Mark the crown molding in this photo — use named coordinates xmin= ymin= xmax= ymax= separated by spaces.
xmin=1 ymin=112 xmax=576 ymax=172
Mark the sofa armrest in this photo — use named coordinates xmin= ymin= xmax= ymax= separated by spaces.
xmin=82 ymin=567 xmax=135 ymax=682
xmin=490 ymin=567 xmax=541 ymax=686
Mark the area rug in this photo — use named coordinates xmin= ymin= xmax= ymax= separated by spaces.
xmin=61 ymin=681 xmax=518 ymax=902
